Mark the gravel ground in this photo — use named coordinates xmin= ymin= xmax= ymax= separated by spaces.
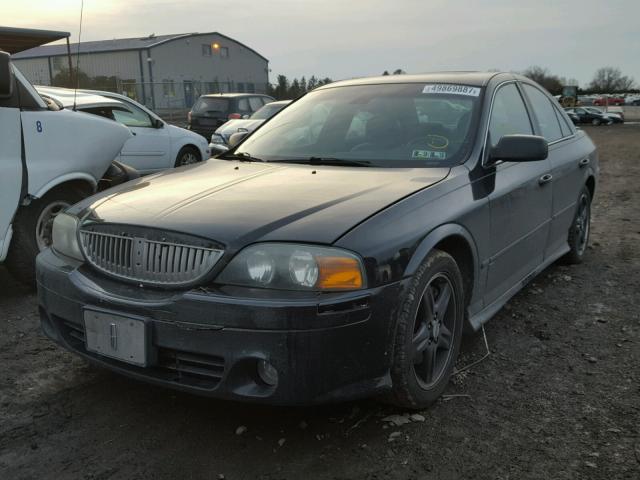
xmin=1 ymin=125 xmax=639 ymax=480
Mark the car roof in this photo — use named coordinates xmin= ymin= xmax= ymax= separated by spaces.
xmin=316 ymin=71 xmax=514 ymax=90
xmin=35 ymin=85 xmax=124 ymax=109
xmin=200 ymin=93 xmax=273 ymax=99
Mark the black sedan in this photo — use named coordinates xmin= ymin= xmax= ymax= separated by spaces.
xmin=37 ymin=72 xmax=598 ymax=409
xmin=565 ymin=106 xmax=610 ymax=125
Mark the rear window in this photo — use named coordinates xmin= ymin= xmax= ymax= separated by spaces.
xmin=192 ymin=97 xmax=229 ymax=114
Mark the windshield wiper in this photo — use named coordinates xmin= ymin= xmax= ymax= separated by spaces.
xmin=269 ymin=157 xmax=372 ymax=167
xmin=218 ymin=152 xmax=264 ymax=162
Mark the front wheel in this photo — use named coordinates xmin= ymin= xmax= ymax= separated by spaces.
xmin=388 ymin=250 xmax=465 ymax=409
xmin=591 ymin=118 xmax=601 ymax=126
xmin=174 ymin=146 xmax=201 ymax=168
xmin=563 ymin=186 xmax=591 ymax=264
xmin=6 ymin=189 xmax=84 ymax=286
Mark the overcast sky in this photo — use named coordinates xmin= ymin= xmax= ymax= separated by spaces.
xmin=4 ymin=0 xmax=639 ymax=87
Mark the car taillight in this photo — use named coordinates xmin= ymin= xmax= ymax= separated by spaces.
xmin=228 ymin=113 xmax=242 ymax=119
xmin=187 ymin=111 xmax=192 ymax=123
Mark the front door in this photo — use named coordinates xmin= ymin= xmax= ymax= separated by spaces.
xmin=484 ymin=82 xmax=553 ymax=306
xmin=112 ymin=104 xmax=171 ymax=173
xmin=0 ymin=106 xmax=23 ymax=260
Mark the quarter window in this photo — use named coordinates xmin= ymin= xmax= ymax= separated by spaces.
xmin=522 ymin=84 xmax=563 ymax=142
xmin=488 ymin=83 xmax=533 ymax=148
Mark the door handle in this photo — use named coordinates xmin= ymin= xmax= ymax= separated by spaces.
xmin=579 ymin=157 xmax=590 ymax=168
xmin=538 ymin=173 xmax=553 ymax=185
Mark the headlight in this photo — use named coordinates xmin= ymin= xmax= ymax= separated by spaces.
xmin=216 ymin=243 xmax=365 ymax=291
xmin=51 ymin=213 xmax=83 ymax=261
xmin=210 ymin=133 xmax=226 ymax=145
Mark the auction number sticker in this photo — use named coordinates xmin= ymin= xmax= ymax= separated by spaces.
xmin=412 ymin=150 xmax=446 ymax=160
xmin=422 ymin=84 xmax=480 ymax=96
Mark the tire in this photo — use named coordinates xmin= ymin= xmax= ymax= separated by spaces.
xmin=563 ymin=186 xmax=591 ymax=264
xmin=388 ymin=249 xmax=465 ymax=409
xmin=174 ymin=146 xmax=201 ymax=168
xmin=591 ymin=118 xmax=601 ymax=126
xmin=5 ymin=188 xmax=84 ymax=287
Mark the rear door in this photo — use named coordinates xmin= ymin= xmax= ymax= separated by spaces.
xmin=0 ymin=104 xmax=23 ymax=260
xmin=112 ymin=103 xmax=171 ymax=173
xmin=521 ymin=83 xmax=592 ymax=259
xmin=484 ymin=82 xmax=553 ymax=305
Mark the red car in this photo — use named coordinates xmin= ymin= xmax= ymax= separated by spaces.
xmin=593 ymin=96 xmax=624 ymax=106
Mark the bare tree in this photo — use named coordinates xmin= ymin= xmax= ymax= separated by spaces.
xmin=589 ymin=67 xmax=636 ymax=92
xmin=521 ymin=66 xmax=563 ymax=95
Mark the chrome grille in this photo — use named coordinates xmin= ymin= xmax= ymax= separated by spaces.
xmin=79 ymin=230 xmax=223 ymax=286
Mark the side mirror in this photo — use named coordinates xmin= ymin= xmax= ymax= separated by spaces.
xmin=489 ymin=134 xmax=548 ymax=163
xmin=154 ymin=118 xmax=164 ymax=128
xmin=0 ymin=51 xmax=13 ymax=99
xmin=228 ymin=131 xmax=249 ymax=148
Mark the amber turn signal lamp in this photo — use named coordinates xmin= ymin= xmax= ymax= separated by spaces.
xmin=316 ymin=256 xmax=364 ymax=290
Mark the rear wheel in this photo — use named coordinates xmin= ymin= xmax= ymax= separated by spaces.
xmin=6 ymin=189 xmax=84 ymax=286
xmin=174 ymin=146 xmax=201 ymax=168
xmin=563 ymin=186 xmax=591 ymax=264
xmin=388 ymin=250 xmax=464 ymax=409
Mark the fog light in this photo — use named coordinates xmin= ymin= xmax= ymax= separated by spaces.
xmin=257 ymin=359 xmax=278 ymax=387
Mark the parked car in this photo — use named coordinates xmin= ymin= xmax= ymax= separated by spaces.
xmin=583 ymin=107 xmax=623 ymax=124
xmin=624 ymin=95 xmax=640 ymax=106
xmin=187 ymin=93 xmax=275 ymax=140
xmin=593 ymin=95 xmax=624 ymax=106
xmin=210 ymin=100 xmax=291 ymax=150
xmin=564 ymin=107 xmax=610 ymax=125
xmin=0 ymin=39 xmax=133 ymax=286
xmin=37 ymin=86 xmax=210 ymax=173
xmin=38 ymin=72 xmax=597 ymax=409
xmin=565 ymin=110 xmax=580 ymax=124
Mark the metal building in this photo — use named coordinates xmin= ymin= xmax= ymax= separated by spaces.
xmin=11 ymin=32 xmax=269 ymax=111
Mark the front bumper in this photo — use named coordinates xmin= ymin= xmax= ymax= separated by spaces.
xmin=36 ymin=249 xmax=403 ymax=405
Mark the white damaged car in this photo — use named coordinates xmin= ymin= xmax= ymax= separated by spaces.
xmin=37 ymin=86 xmax=210 ymax=173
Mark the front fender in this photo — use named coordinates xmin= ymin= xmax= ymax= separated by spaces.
xmin=32 ymin=172 xmax=97 ymax=199
xmin=404 ymin=223 xmax=479 ymax=278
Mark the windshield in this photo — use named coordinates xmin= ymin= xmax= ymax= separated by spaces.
xmin=192 ymin=97 xmax=229 ymax=115
xmin=251 ymin=102 xmax=287 ymax=120
xmin=235 ymin=83 xmax=482 ymax=167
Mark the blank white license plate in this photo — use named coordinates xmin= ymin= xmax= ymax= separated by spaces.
xmin=83 ymin=310 xmax=147 ymax=366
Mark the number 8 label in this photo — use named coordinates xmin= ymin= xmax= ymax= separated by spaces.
xmin=36 ymin=121 xmax=43 ymax=133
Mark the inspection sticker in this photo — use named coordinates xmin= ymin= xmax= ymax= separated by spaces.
xmin=412 ymin=150 xmax=447 ymax=160
xmin=422 ymin=84 xmax=480 ymax=96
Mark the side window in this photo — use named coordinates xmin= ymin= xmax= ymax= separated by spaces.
xmin=488 ymin=83 xmax=533 ymax=148
xmin=249 ymin=97 xmax=263 ymax=111
xmin=522 ymin=84 xmax=563 ymax=142
xmin=112 ymin=104 xmax=153 ymax=128
xmin=552 ymin=105 xmax=573 ymax=137
xmin=237 ymin=98 xmax=250 ymax=112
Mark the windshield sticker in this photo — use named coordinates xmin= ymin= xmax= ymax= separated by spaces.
xmin=422 ymin=84 xmax=480 ymax=96
xmin=412 ymin=150 xmax=447 ymax=160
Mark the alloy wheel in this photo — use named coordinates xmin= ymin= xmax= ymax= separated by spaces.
xmin=411 ymin=273 xmax=457 ymax=388
xmin=574 ymin=193 xmax=590 ymax=255
xmin=178 ymin=151 xmax=199 ymax=166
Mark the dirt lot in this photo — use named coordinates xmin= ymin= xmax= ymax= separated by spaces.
xmin=1 ymin=126 xmax=639 ymax=480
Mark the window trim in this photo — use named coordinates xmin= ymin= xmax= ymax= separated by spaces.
xmin=520 ymin=82 xmax=575 ymax=146
xmin=481 ymin=80 xmax=535 ymax=167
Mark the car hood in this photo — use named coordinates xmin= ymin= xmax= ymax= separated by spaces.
xmin=216 ymin=119 xmax=264 ymax=136
xmin=75 ymin=160 xmax=449 ymax=248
